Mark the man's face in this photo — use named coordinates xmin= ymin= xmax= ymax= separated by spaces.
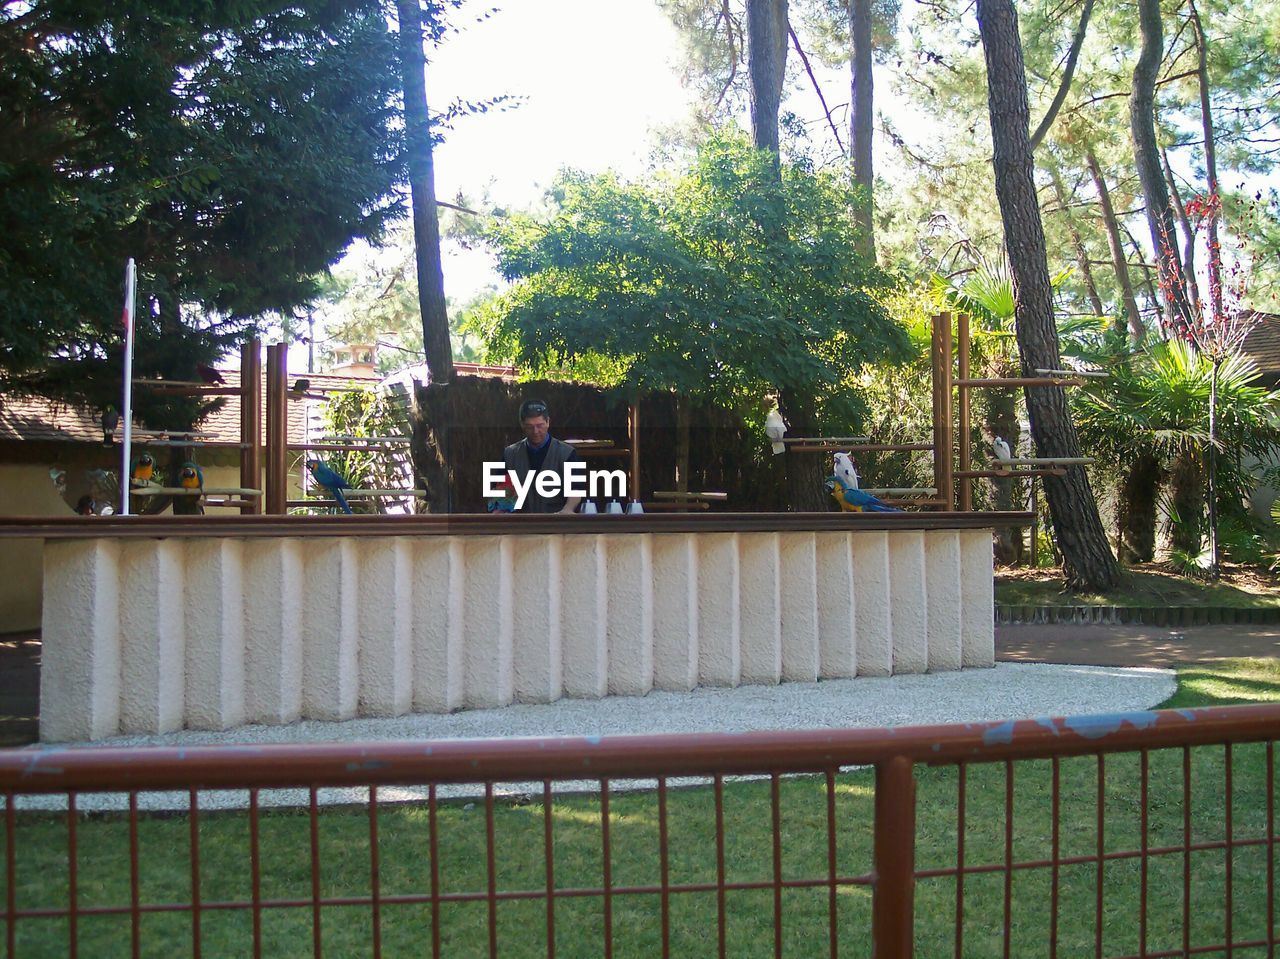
xmin=521 ymin=414 xmax=550 ymax=447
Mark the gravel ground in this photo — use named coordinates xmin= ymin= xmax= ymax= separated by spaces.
xmin=16 ymin=662 xmax=1174 ymax=812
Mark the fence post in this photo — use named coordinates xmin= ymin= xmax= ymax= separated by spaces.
xmin=873 ymin=755 xmax=917 ymax=958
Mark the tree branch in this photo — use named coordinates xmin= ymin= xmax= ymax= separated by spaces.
xmin=788 ymin=25 xmax=846 ymax=155
xmin=1029 ymin=0 xmax=1095 ymax=151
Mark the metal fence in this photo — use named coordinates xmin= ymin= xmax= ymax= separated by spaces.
xmin=2 ymin=703 xmax=1279 ymax=957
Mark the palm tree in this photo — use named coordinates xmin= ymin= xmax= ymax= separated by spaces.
xmin=1074 ymin=339 xmax=1280 ymax=566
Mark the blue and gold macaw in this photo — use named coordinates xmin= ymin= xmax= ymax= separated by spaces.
xmin=174 ymin=461 xmax=205 ymax=515
xmin=825 ymin=452 xmax=901 ymax=513
xmin=307 ymin=459 xmax=353 ymax=514
xmin=130 ymin=451 xmax=156 ymax=484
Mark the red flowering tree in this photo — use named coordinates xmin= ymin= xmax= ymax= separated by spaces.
xmin=1156 ymin=192 xmax=1270 ymax=572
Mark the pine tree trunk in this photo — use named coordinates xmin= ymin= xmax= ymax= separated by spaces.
xmin=675 ymin=392 xmax=691 ymax=496
xmin=1119 ymin=450 xmax=1162 ymax=562
xmin=779 ymin=386 xmax=832 ymax=511
xmin=975 ymin=0 xmax=1120 ymax=590
xmin=747 ymin=0 xmax=788 ymax=165
xmin=1132 ymin=0 xmax=1194 ymax=334
xmin=397 ymin=0 xmax=455 ymax=385
xmin=1048 ymin=164 xmax=1104 ymax=317
xmin=1162 ymin=147 xmax=1202 ymax=312
xmin=1189 ymin=0 xmax=1223 ymax=321
xmin=1085 ymin=149 xmax=1144 ymax=340
xmin=849 ymin=0 xmax=875 ymax=260
xmin=748 ymin=0 xmax=826 ymax=510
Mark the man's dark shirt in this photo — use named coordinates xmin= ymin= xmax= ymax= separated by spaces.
xmin=501 ymin=435 xmax=579 ymax=513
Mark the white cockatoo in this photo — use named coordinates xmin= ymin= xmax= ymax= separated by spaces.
xmin=833 ymin=451 xmax=860 ymax=489
xmin=764 ymin=405 xmax=787 ymax=455
xmin=992 ymin=436 xmax=1012 ymax=463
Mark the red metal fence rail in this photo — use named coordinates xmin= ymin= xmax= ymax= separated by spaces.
xmin=2 ymin=703 xmax=1279 ymax=957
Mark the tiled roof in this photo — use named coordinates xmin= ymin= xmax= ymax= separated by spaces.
xmin=1242 ymin=313 xmax=1280 ymax=375
xmin=0 ymin=368 xmax=379 ymax=446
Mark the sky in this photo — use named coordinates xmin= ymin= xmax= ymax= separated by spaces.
xmin=306 ymin=0 xmax=704 ymax=364
xmin=421 ymin=0 xmax=699 ymax=300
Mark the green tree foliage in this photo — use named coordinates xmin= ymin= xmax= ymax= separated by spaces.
xmin=315 ymin=388 xmax=416 ymax=514
xmin=470 ymin=135 xmax=909 ymax=427
xmin=0 ymin=0 xmax=405 ymax=421
xmin=1075 ymin=339 xmax=1280 ymax=561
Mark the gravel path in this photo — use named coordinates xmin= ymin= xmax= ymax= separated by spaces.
xmin=15 ymin=662 xmax=1175 ymax=812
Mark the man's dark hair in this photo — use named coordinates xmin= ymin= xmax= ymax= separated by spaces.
xmin=519 ymin=399 xmax=550 ymax=421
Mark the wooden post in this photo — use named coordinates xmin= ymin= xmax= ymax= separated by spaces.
xmin=239 ymin=339 xmax=262 ymax=515
xmin=628 ymin=402 xmax=640 ymax=503
xmin=931 ymin=313 xmax=955 ymax=510
xmin=957 ymin=313 xmax=972 ymax=511
xmin=265 ymin=344 xmax=288 ymax=515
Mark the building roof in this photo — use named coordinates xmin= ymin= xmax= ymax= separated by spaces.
xmin=0 ymin=359 xmax=519 ymax=447
xmin=0 ymin=368 xmax=376 ymax=447
xmin=1241 ymin=313 xmax=1280 ymax=376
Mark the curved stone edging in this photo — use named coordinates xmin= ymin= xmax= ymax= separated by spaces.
xmin=995 ymin=604 xmax=1280 ymax=626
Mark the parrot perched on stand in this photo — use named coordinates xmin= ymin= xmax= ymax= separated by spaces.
xmin=825 ymin=451 xmax=901 ymax=512
xmin=174 ymin=461 xmax=205 ymax=515
xmin=307 ymin=459 xmax=353 ymax=514
xmin=130 ymin=452 xmax=156 ymax=484
xmin=992 ymin=436 xmax=1013 ymax=467
xmin=101 ymin=406 xmax=119 ymax=447
xmin=487 ymin=477 xmax=517 ymax=513
xmin=764 ymin=406 xmax=787 ymax=455
xmin=195 ymin=362 xmax=226 ymax=385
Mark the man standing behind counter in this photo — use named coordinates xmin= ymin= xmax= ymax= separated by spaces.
xmin=502 ymin=399 xmax=583 ymax=513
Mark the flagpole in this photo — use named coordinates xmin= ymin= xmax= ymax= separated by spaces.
xmin=120 ymin=259 xmax=136 ymax=516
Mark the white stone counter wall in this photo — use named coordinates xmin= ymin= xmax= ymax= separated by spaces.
xmin=39 ymin=528 xmax=994 ymax=742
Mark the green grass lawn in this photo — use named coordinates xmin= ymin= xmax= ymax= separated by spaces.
xmin=4 ymin=661 xmax=1279 ymax=958
xmin=996 ymin=563 xmax=1280 ymax=609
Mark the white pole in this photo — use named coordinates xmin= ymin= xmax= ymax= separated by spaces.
xmin=120 ymin=258 xmax=137 ymax=516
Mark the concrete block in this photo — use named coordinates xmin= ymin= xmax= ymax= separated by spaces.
xmin=461 ymin=536 xmax=514 ymax=708
xmin=183 ymin=539 xmax=246 ymax=730
xmin=696 ymin=533 xmax=740 ymax=686
xmin=959 ymin=529 xmax=995 ymax=667
xmin=118 ymin=540 xmax=185 ymax=733
xmin=652 ymin=534 xmax=698 ymax=691
xmin=850 ymin=532 xmax=892 ymax=677
xmin=925 ymin=530 xmax=963 ymax=672
xmin=780 ymin=532 xmax=820 ymax=682
xmin=512 ymin=535 xmax=563 ymax=703
xmin=300 ymin=538 xmax=359 ymax=722
xmin=412 ymin=539 xmax=465 ymax=712
xmin=888 ymin=531 xmax=929 ymax=674
xmin=243 ymin=538 xmax=304 ymax=724
xmin=605 ymin=534 xmax=654 ymax=696
xmin=814 ymin=533 xmax=856 ymax=679
xmin=739 ymin=533 xmax=782 ymax=685
xmin=561 ymin=535 xmax=608 ymax=698
xmin=358 ymin=538 xmax=414 ymax=716
xmin=39 ymin=539 xmax=122 ymax=741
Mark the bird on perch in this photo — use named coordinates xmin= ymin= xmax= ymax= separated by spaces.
xmin=825 ymin=452 xmax=901 ymax=512
xmin=992 ymin=436 xmax=1012 ymax=468
xmin=307 ymin=459 xmax=353 ymax=514
xmin=487 ymin=477 xmax=517 ymax=513
xmin=174 ymin=461 xmax=205 ymax=515
xmin=130 ymin=452 xmax=156 ymax=484
xmin=764 ymin=405 xmax=787 ymax=455
xmin=101 ymin=406 xmax=119 ymax=447
xmin=195 ymin=362 xmax=226 ymax=385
